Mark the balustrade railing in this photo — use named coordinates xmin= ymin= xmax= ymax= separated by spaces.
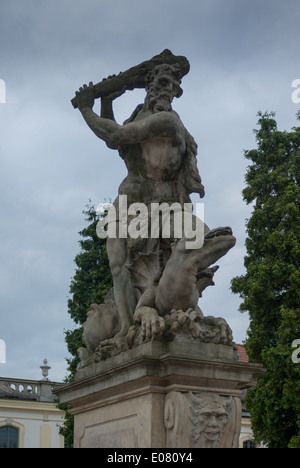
xmin=0 ymin=377 xmax=59 ymax=402
xmin=0 ymin=378 xmax=41 ymax=399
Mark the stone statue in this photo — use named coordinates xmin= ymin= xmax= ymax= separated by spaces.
xmin=73 ymin=50 xmax=236 ymax=365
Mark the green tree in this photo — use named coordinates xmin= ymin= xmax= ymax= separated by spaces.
xmin=231 ymin=112 xmax=300 ymax=448
xmin=58 ymin=201 xmax=112 ymax=447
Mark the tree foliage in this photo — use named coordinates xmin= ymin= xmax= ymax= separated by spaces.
xmin=58 ymin=202 xmax=112 ymax=447
xmin=65 ymin=202 xmax=112 ymax=377
xmin=231 ymin=112 xmax=300 ymax=447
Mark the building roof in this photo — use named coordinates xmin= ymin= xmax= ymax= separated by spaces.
xmin=237 ymin=344 xmax=249 ymax=363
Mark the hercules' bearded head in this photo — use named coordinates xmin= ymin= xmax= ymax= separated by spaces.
xmin=145 ymin=63 xmax=183 ymax=112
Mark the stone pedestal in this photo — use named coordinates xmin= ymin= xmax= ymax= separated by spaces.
xmin=56 ymin=339 xmax=264 ymax=448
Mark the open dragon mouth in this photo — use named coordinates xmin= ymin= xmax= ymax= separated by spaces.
xmin=205 ymin=227 xmax=233 ymax=239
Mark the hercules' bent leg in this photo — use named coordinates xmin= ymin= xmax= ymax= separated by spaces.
xmin=107 ymin=236 xmax=137 ymax=335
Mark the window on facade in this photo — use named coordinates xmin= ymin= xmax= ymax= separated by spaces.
xmin=243 ymin=439 xmax=257 ymax=448
xmin=0 ymin=426 xmax=19 ymax=448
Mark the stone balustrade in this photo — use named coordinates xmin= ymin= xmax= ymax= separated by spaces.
xmin=0 ymin=377 xmax=59 ymax=402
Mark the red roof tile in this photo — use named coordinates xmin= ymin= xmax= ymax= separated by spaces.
xmin=237 ymin=344 xmax=249 ymax=363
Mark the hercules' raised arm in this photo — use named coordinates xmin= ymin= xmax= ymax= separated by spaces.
xmin=75 ymin=82 xmax=127 ymax=148
xmin=100 ymin=85 xmax=127 ymax=120
xmin=75 ymin=82 xmax=183 ymax=149
xmin=75 ymin=83 xmax=120 ymax=149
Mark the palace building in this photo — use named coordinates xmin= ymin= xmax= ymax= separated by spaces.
xmin=0 ymin=360 xmax=65 ymax=448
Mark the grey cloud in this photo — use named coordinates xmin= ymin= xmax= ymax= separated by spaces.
xmin=1 ymin=0 xmax=299 ymax=381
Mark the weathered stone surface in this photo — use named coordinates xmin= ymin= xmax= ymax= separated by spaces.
xmin=71 ymin=49 xmax=190 ymax=108
xmin=56 ymin=339 xmax=265 ymax=448
xmin=63 ymin=52 xmax=265 ymax=448
xmin=73 ymin=51 xmax=236 ymax=363
xmin=78 ymin=305 xmax=236 ymax=369
xmin=165 ymin=391 xmax=241 ymax=448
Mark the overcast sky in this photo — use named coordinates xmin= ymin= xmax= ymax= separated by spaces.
xmin=0 ymin=0 xmax=299 ymax=382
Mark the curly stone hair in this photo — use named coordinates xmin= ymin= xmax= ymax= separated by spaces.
xmin=145 ymin=63 xmax=183 ymax=98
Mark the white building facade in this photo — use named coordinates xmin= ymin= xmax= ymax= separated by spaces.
xmin=0 ymin=361 xmax=65 ymax=448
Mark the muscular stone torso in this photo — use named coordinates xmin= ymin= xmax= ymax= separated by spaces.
xmin=118 ymin=109 xmax=187 ymax=206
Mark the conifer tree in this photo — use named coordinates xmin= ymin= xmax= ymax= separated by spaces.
xmin=65 ymin=202 xmax=112 ymax=377
xmin=58 ymin=201 xmax=112 ymax=446
xmin=231 ymin=112 xmax=300 ymax=447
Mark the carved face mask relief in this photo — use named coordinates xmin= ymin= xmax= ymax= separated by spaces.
xmin=190 ymin=393 xmax=231 ymax=448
